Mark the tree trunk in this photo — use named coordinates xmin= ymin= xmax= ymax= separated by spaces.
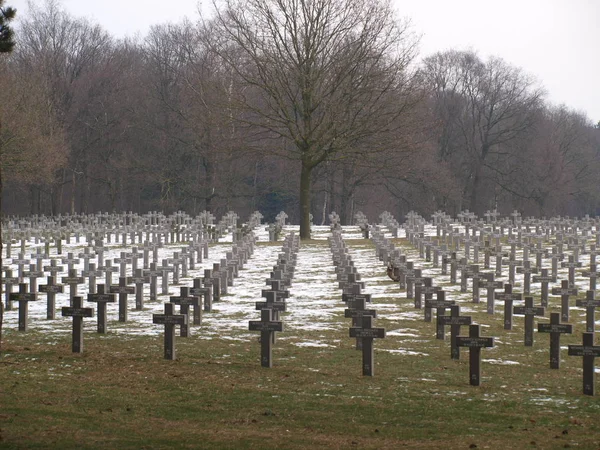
xmin=299 ymin=163 xmax=312 ymax=240
xmin=0 ymin=121 xmax=4 ymax=355
xmin=469 ymin=161 xmax=483 ymax=214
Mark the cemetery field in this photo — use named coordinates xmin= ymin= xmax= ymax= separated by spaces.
xmin=2 ymin=311 xmax=600 ymax=450
xmin=1 ymin=221 xmax=600 ymax=449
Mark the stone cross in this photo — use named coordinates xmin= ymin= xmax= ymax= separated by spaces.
xmin=345 ymin=296 xmax=377 ymax=350
xmin=538 ymin=312 xmax=572 ymax=369
xmin=110 ymin=277 xmax=135 ymax=322
xmin=575 ymin=290 xmax=600 ymax=333
xmin=169 ymin=286 xmax=200 ymax=336
xmin=516 ymin=261 xmax=538 ymax=295
xmin=3 ymin=269 xmax=18 ymax=311
xmin=513 ymin=296 xmax=545 ymax=346
xmin=98 ymin=259 xmax=119 ymax=289
xmin=532 ymin=269 xmax=556 ymax=307
xmin=414 ymin=277 xmax=438 ymax=310
xmin=9 ymin=283 xmax=38 ymax=331
xmin=478 ymin=274 xmax=503 ymax=315
xmin=561 ymin=255 xmax=582 ymax=286
xmin=405 ymin=268 xmax=424 ymax=300
xmin=191 ymin=277 xmax=212 ymax=313
xmin=568 ymin=332 xmax=600 ymax=396
xmin=24 ymin=263 xmax=44 ymax=294
xmin=61 ymin=269 xmax=85 ymax=304
xmin=87 ymin=284 xmax=117 ymax=334
xmin=146 ymin=263 xmax=162 ymax=301
xmin=438 ymin=304 xmax=472 ymax=359
xmin=128 ymin=269 xmax=150 ymax=310
xmin=60 ymin=252 xmax=80 ymax=273
xmin=582 ymin=264 xmax=600 ymax=292
xmin=39 ymin=275 xmax=64 ymax=320
xmin=82 ymin=263 xmax=104 ymax=295
xmin=61 ymin=296 xmax=94 ymax=353
xmin=494 ymin=284 xmax=522 ymax=330
xmin=349 ymin=315 xmax=385 ymax=376
xmin=203 ymin=268 xmax=220 ymax=302
xmin=153 ymin=303 xmax=188 ymax=360
xmin=425 ymin=290 xmax=455 ymax=339
xmin=551 ymin=280 xmax=578 ymax=322
xmin=249 ymin=308 xmax=284 ymax=368
xmin=456 ymin=324 xmax=495 ymax=386
xmin=12 ymin=253 xmax=30 ymax=282
xmin=114 ymin=251 xmax=133 ymax=278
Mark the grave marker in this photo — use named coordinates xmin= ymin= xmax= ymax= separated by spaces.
xmin=349 ymin=315 xmax=385 ymax=376
xmin=494 ymin=284 xmax=522 ymax=330
xmin=153 ymin=303 xmax=188 ymax=360
xmin=9 ymin=283 xmax=38 ymax=331
xmin=61 ymin=296 xmax=94 ymax=353
xmin=551 ymin=280 xmax=578 ymax=322
xmin=39 ymin=276 xmax=64 ymax=319
xmin=87 ymin=284 xmax=116 ymax=333
xmin=456 ymin=324 xmax=495 ymax=386
xmin=438 ymin=304 xmax=472 ymax=359
xmin=170 ymin=287 xmax=200 ymax=336
xmin=513 ymin=296 xmax=545 ymax=346
xmin=249 ymin=308 xmax=283 ymax=368
xmin=538 ymin=312 xmax=572 ymax=369
xmin=568 ymin=332 xmax=600 ymax=396
xmin=110 ymin=277 xmax=135 ymax=322
xmin=575 ymin=290 xmax=600 ymax=333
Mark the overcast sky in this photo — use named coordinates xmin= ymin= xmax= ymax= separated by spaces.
xmin=9 ymin=0 xmax=600 ymax=124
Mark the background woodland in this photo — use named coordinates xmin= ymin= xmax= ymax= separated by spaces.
xmin=1 ymin=0 xmax=599 ymax=226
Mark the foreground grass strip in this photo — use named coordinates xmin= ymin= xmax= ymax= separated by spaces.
xmin=1 ymin=327 xmax=600 ymax=449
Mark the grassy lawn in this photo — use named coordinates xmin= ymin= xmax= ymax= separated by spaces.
xmin=1 ymin=237 xmax=599 ymax=449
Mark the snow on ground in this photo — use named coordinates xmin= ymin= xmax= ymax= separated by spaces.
xmin=2 ymin=222 xmax=599 ymax=352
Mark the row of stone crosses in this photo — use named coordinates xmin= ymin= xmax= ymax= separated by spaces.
xmin=370 ymin=209 xmax=599 ymax=395
xmin=3 ymin=211 xmax=267 ymax=355
xmin=3 ymin=207 xmax=600 ymax=393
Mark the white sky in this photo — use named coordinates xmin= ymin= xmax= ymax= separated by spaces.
xmin=9 ymin=0 xmax=600 ymax=124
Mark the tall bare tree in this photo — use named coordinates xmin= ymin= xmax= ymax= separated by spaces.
xmin=423 ymin=50 xmax=545 ymax=214
xmin=212 ymin=0 xmax=418 ymax=238
xmin=0 ymin=0 xmax=16 ymax=354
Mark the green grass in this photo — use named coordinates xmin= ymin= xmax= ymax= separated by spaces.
xmin=1 ymin=237 xmax=600 ymax=449
xmin=1 ymin=322 xmax=599 ymax=449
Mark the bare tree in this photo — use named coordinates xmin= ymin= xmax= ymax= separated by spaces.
xmin=211 ymin=0 xmax=418 ymax=238
xmin=0 ymin=0 xmax=16 ymax=354
xmin=423 ymin=50 xmax=545 ymax=214
xmin=15 ymin=0 xmax=112 ymax=214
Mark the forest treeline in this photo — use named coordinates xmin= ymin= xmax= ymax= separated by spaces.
xmin=1 ymin=0 xmax=599 ymax=228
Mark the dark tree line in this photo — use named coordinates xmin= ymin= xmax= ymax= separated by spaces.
xmin=1 ymin=0 xmax=599 ymax=233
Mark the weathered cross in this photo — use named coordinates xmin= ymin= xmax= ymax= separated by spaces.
xmin=349 ymin=315 xmax=385 ymax=376
xmin=249 ymin=309 xmax=284 ymax=368
xmin=538 ymin=312 xmax=572 ymax=369
xmin=532 ymin=269 xmax=556 ymax=307
xmin=456 ymin=324 xmax=495 ymax=386
xmin=568 ymin=332 xmax=600 ymax=395
xmin=438 ymin=304 xmax=472 ymax=359
xmin=153 ymin=303 xmax=188 ymax=360
xmin=494 ymin=284 xmax=522 ymax=330
xmin=9 ymin=283 xmax=38 ymax=331
xmin=61 ymin=296 xmax=94 ymax=353
xmin=478 ymin=273 xmax=503 ymax=315
xmin=169 ymin=286 xmax=200 ymax=337
xmin=513 ymin=296 xmax=545 ymax=346
xmin=575 ymin=290 xmax=600 ymax=333
xmin=87 ymin=284 xmax=116 ymax=333
xmin=551 ymin=279 xmax=578 ymax=322
xmin=39 ymin=275 xmax=64 ymax=320
xmin=110 ymin=277 xmax=135 ymax=322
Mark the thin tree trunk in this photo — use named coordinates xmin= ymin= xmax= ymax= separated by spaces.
xmin=299 ymin=163 xmax=312 ymax=240
xmin=0 ymin=120 xmax=4 ymax=355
